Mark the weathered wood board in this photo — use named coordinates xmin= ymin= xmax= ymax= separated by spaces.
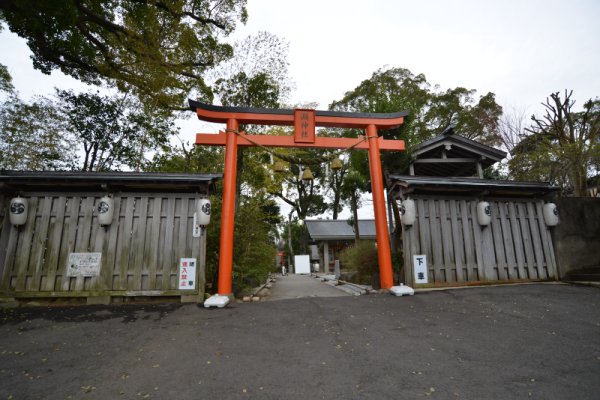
xmin=0 ymin=193 xmax=206 ymax=300
xmin=401 ymin=196 xmax=557 ymax=286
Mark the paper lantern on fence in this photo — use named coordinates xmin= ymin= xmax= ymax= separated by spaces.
xmin=196 ymin=198 xmax=211 ymax=226
xmin=97 ymin=196 xmax=114 ymax=225
xmin=400 ymin=199 xmax=416 ymax=226
xmin=9 ymin=197 xmax=28 ymax=226
xmin=477 ymin=201 xmax=491 ymax=226
xmin=543 ymin=203 xmax=559 ymax=226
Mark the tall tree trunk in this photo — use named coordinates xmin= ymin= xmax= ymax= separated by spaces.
xmin=351 ymin=190 xmax=360 ymax=244
xmin=287 ymin=211 xmax=295 ymax=269
xmin=572 ymin=165 xmax=588 ymax=197
xmin=389 ymin=193 xmax=404 ymax=284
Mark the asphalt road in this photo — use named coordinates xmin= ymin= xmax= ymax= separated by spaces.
xmin=1 ymin=283 xmax=599 ymax=400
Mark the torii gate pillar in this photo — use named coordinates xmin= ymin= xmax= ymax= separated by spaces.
xmin=217 ymin=118 xmax=239 ymax=295
xmin=366 ymin=124 xmax=394 ymax=288
xmin=190 ymin=101 xmax=407 ymax=296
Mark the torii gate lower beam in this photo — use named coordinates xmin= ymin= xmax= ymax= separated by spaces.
xmin=190 ymin=100 xmax=407 ymax=296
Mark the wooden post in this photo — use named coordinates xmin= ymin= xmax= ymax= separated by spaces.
xmin=217 ymin=119 xmax=239 ymax=296
xmin=366 ymin=124 xmax=394 ymax=289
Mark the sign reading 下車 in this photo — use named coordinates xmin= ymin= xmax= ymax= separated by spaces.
xmin=413 ymin=254 xmax=429 ymax=284
xmin=178 ymin=258 xmax=197 ymax=290
xmin=66 ymin=252 xmax=102 ymax=277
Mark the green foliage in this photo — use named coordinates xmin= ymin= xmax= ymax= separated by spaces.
xmin=203 ymin=193 xmax=278 ymax=295
xmin=331 ymin=67 xmax=503 ymax=157
xmin=338 ymin=241 xmax=378 ymax=285
xmin=209 ymin=31 xmax=292 ymax=109
xmin=0 ymin=0 xmax=248 ymax=111
xmin=328 ymin=66 xmax=504 ymax=219
xmin=424 ymin=89 xmax=503 ymax=147
xmin=264 ymin=136 xmax=329 ymax=220
xmin=56 ymin=90 xmax=175 ymax=171
xmin=148 ymin=143 xmax=224 ymax=174
xmin=232 ymin=195 xmax=278 ymax=293
xmin=280 ymin=217 xmax=306 ymax=258
xmin=215 ymin=72 xmax=280 ymax=109
xmin=0 ymin=63 xmax=13 ymax=94
xmin=340 ymin=169 xmax=366 ymax=238
xmin=509 ymin=91 xmax=600 ymax=196
xmin=0 ymin=95 xmax=78 ymax=170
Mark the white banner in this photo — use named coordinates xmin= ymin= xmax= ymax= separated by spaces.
xmin=66 ymin=253 xmax=102 ymax=277
xmin=178 ymin=258 xmax=197 ymax=290
xmin=413 ymin=254 xmax=429 ymax=284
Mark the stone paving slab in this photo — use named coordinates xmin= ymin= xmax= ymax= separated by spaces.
xmin=266 ymin=273 xmax=351 ymax=301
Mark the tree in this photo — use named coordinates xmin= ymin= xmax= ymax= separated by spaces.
xmin=148 ymin=142 xmax=224 ymax=174
xmin=280 ymin=215 xmax=307 ymax=266
xmin=324 ymin=154 xmax=349 ymax=220
xmin=231 ymin=193 xmax=278 ymax=293
xmin=0 ymin=95 xmax=77 ymax=170
xmin=328 ymin=66 xmax=504 ymax=219
xmin=267 ymin=145 xmax=329 ymax=220
xmin=424 ymin=89 xmax=503 ymax=147
xmin=0 ymin=63 xmax=13 ymax=94
xmin=210 ymin=31 xmax=292 ymax=109
xmin=214 ymin=71 xmax=280 ymax=110
xmin=0 ymin=25 xmax=11 ymax=94
xmin=56 ymin=89 xmax=175 ymax=171
xmin=341 ymin=170 xmax=366 ymax=243
xmin=0 ymin=31 xmax=13 ymax=95
xmin=509 ymin=90 xmax=600 ymax=196
xmin=0 ymin=0 xmax=248 ymax=111
xmin=498 ymin=106 xmax=528 ymax=156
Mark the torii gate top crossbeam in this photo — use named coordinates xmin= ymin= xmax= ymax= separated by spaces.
xmin=189 ymin=100 xmax=408 ymax=129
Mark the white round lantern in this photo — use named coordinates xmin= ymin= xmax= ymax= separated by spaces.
xmin=9 ymin=197 xmax=28 ymax=226
xmin=196 ymin=198 xmax=211 ymax=226
xmin=477 ymin=201 xmax=491 ymax=226
xmin=400 ymin=199 xmax=416 ymax=226
xmin=543 ymin=203 xmax=559 ymax=226
xmin=97 ymin=196 xmax=114 ymax=226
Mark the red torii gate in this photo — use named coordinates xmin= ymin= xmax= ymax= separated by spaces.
xmin=190 ymin=100 xmax=406 ymax=298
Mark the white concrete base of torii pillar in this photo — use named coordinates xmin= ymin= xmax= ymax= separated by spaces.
xmin=203 ymin=294 xmax=230 ymax=308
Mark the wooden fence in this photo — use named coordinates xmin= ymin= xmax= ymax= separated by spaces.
xmin=401 ymin=196 xmax=557 ymax=286
xmin=0 ymin=192 xmax=206 ymax=302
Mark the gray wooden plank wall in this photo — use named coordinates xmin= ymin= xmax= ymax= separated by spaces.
xmin=0 ymin=193 xmax=205 ymax=298
xmin=402 ymin=197 xmax=557 ymax=286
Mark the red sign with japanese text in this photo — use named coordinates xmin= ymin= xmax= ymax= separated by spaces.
xmin=294 ymin=109 xmax=316 ymax=143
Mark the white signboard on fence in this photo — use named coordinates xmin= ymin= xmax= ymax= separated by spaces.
xmin=178 ymin=258 xmax=197 ymax=290
xmin=413 ymin=254 xmax=429 ymax=284
xmin=294 ymin=255 xmax=311 ymax=274
xmin=66 ymin=253 xmax=102 ymax=277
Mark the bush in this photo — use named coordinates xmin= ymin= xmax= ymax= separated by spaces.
xmin=338 ymin=241 xmax=379 ymax=287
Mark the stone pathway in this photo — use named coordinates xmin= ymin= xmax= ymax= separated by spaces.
xmin=266 ymin=273 xmax=350 ymax=301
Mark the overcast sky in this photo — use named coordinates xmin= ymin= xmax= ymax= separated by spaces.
xmin=1 ymin=0 xmax=599 ymax=218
